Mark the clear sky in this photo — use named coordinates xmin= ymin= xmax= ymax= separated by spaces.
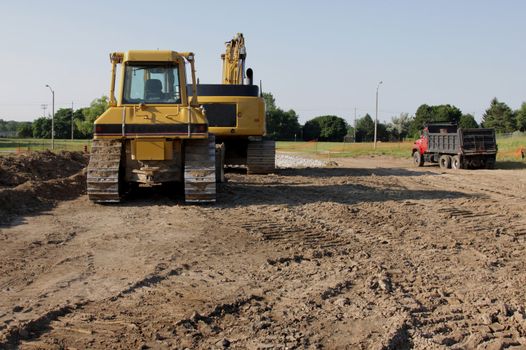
xmin=1 ymin=0 xmax=524 ymax=124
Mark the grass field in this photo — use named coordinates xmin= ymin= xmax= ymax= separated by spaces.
xmin=0 ymin=138 xmax=90 ymax=153
xmin=1 ymin=136 xmax=525 ymax=162
xmin=277 ymin=140 xmax=412 ymax=158
xmin=277 ymin=135 xmax=526 ymax=162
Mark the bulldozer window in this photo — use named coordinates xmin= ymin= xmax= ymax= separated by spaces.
xmin=123 ymin=64 xmax=181 ymax=104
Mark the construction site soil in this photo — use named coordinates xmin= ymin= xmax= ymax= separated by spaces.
xmin=1 ymin=152 xmax=526 ymax=349
xmin=0 ymin=151 xmax=88 ymax=224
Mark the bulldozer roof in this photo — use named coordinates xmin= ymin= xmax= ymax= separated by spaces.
xmin=113 ymin=50 xmax=186 ymax=63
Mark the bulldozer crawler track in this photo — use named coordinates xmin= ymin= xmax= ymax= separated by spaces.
xmin=184 ymin=136 xmax=216 ymax=203
xmin=87 ymin=139 xmax=123 ymax=203
xmin=247 ymin=140 xmax=275 ymax=174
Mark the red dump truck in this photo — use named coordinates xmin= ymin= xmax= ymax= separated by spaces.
xmin=412 ymin=124 xmax=497 ymax=169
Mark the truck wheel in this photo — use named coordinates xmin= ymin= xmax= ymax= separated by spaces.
xmin=485 ymin=155 xmax=496 ymax=169
xmin=413 ymin=151 xmax=424 ymax=167
xmin=451 ymin=155 xmax=461 ymax=170
xmin=439 ymin=155 xmax=451 ymax=169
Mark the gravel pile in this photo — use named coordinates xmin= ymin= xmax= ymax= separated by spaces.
xmin=276 ymin=154 xmax=331 ymax=168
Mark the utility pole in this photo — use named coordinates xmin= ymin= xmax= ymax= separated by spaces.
xmin=374 ymin=81 xmax=383 ymax=150
xmin=71 ymin=101 xmax=74 ymax=140
xmin=45 ymin=85 xmax=55 ymax=150
xmin=41 ymin=104 xmax=47 ymax=118
xmin=354 ymin=107 xmax=357 ymax=142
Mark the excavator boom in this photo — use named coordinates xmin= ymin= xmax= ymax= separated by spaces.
xmin=221 ymin=33 xmax=246 ymax=85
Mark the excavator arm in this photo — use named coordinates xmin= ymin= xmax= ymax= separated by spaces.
xmin=221 ymin=33 xmax=246 ymax=85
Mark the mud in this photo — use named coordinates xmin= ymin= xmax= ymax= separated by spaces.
xmin=0 ymin=151 xmax=88 ymax=223
xmin=0 ymin=151 xmax=87 ymax=187
xmin=1 ymin=154 xmax=526 ymax=349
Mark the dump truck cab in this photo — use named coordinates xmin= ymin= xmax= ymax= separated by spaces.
xmin=413 ymin=127 xmax=430 ymax=156
xmin=88 ymin=51 xmax=218 ymax=203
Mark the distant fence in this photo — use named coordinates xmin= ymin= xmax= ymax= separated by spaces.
xmin=0 ymin=131 xmax=17 ymax=138
xmin=496 ymin=132 xmax=526 ymax=139
xmin=277 ymin=140 xmax=413 ymax=158
xmin=0 ymin=138 xmax=91 ymax=154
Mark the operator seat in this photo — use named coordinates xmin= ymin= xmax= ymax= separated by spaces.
xmin=145 ymin=79 xmax=163 ymax=100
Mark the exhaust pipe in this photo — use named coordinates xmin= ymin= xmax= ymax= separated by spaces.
xmin=246 ymin=68 xmax=254 ymax=85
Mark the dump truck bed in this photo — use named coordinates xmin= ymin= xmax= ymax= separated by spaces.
xmin=427 ymin=125 xmax=496 ymax=156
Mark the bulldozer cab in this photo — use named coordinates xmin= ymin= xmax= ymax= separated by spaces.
xmin=122 ymin=64 xmax=181 ymax=104
xmin=109 ymin=51 xmax=199 ymax=108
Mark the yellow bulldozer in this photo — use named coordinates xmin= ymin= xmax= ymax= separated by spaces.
xmin=87 ymin=51 xmax=219 ymax=203
xmin=192 ymin=33 xmax=275 ymax=175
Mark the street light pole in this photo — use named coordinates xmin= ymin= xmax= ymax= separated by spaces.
xmin=354 ymin=107 xmax=357 ymax=142
xmin=374 ymin=81 xmax=383 ymax=150
xmin=71 ymin=101 xmax=74 ymax=140
xmin=45 ymin=84 xmax=55 ymax=150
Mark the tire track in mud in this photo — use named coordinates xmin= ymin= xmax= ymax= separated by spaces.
xmin=37 ymin=198 xmax=415 ymax=349
xmin=361 ymin=188 xmax=526 ymax=348
xmin=0 ymin=222 xmax=96 ymax=335
xmin=4 ymin=160 xmax=526 ymax=348
xmin=407 ymin=170 xmax=526 ymax=203
xmin=220 ymin=171 xmax=513 ymax=347
xmin=193 ymin=198 xmax=423 ymax=348
xmin=270 ymin=173 xmax=526 ymax=350
xmin=0 ymin=261 xmax=188 ymax=349
xmin=238 ymin=212 xmax=347 ymax=250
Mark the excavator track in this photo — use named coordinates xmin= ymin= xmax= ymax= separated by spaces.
xmin=184 ymin=135 xmax=216 ymax=203
xmin=215 ymin=143 xmax=226 ymax=183
xmin=247 ymin=140 xmax=276 ymax=174
xmin=87 ymin=139 xmax=123 ymax=203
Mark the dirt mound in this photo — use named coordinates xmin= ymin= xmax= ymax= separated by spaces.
xmin=0 ymin=150 xmax=87 ymax=188
xmin=0 ymin=151 xmax=88 ymax=223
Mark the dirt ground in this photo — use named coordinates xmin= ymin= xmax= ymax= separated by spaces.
xmin=1 ymin=153 xmax=526 ymax=349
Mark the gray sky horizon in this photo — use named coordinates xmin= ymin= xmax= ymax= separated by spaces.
xmin=1 ymin=0 xmax=524 ymax=125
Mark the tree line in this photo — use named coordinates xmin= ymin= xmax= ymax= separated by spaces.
xmin=264 ymin=93 xmax=526 ymax=142
xmin=2 ymin=93 xmax=525 ymax=141
xmin=1 ymin=96 xmax=108 ymax=139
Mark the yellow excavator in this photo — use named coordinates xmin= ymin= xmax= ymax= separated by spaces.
xmin=87 ymin=50 xmax=220 ymax=203
xmin=192 ymin=33 xmax=275 ymax=175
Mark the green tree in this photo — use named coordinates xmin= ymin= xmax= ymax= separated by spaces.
xmin=266 ymin=108 xmax=301 ymax=140
xmin=303 ymin=119 xmax=321 ymax=140
xmin=76 ymin=96 xmax=109 ymax=138
xmin=410 ymin=104 xmax=462 ymax=137
xmin=32 ymin=117 xmax=52 ymax=138
xmin=17 ymin=122 xmax=33 ymax=138
xmin=355 ymin=114 xmax=375 ymax=142
xmin=53 ymin=108 xmax=76 ymax=139
xmin=376 ymin=122 xmax=389 ymax=141
xmin=304 ymin=115 xmax=348 ymax=142
xmin=459 ymin=114 xmax=479 ymax=129
xmin=51 ymin=108 xmax=87 ymax=139
xmin=262 ymin=92 xmax=277 ymax=112
xmin=387 ymin=113 xmax=413 ymax=141
xmin=0 ymin=119 xmax=24 ymax=134
xmin=515 ymin=102 xmax=526 ymax=131
xmin=345 ymin=125 xmax=355 ymax=141
xmin=481 ymin=98 xmax=516 ymax=133
xmin=263 ymin=92 xmax=301 ymax=140
xmin=71 ymin=109 xmax=86 ymax=138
